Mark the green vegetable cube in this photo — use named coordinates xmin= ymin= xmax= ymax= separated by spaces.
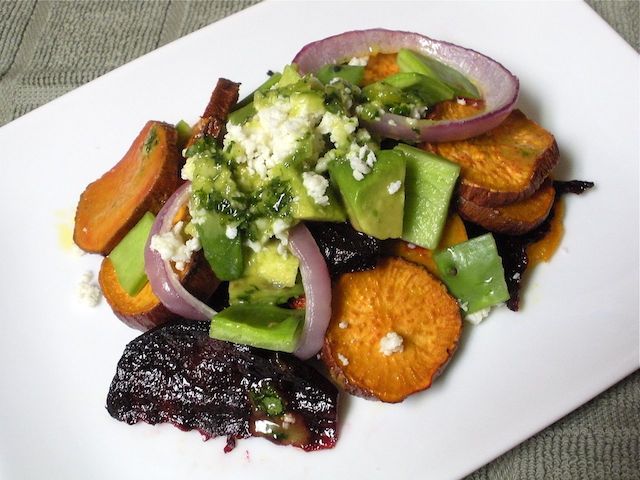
xmin=108 ymin=212 xmax=156 ymax=296
xmin=434 ymin=233 xmax=510 ymax=314
xmin=210 ymin=304 xmax=304 ymax=352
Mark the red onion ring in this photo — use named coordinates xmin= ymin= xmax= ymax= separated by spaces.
xmin=293 ymin=28 xmax=519 ymax=142
xmin=144 ymin=181 xmax=217 ymax=321
xmin=289 ymin=223 xmax=332 ymax=360
xmin=146 ymin=185 xmax=330 ymax=356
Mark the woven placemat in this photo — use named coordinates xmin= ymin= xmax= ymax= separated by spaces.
xmin=0 ymin=1 xmax=637 ymax=478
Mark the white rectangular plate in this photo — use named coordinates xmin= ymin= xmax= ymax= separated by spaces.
xmin=0 ymin=1 xmax=637 ymax=479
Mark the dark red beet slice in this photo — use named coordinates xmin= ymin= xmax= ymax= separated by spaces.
xmin=107 ymin=320 xmax=339 ymax=451
xmin=306 ymin=221 xmax=382 ymax=279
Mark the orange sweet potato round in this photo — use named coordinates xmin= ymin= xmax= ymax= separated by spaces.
xmin=362 ymin=53 xmax=400 ymax=85
xmin=424 ymin=110 xmax=559 ymax=207
xmin=74 ymin=121 xmax=183 ymax=255
xmin=322 ymin=257 xmax=462 ymax=403
xmin=458 ymin=180 xmax=556 ymax=234
xmin=99 ymin=251 xmax=219 ymax=331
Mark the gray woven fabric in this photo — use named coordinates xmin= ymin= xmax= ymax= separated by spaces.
xmin=0 ymin=1 xmax=637 ymax=478
xmin=587 ymin=0 xmax=639 ymax=52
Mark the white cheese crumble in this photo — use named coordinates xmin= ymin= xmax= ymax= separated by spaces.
xmin=245 ymin=239 xmax=263 ymax=253
xmin=224 ymin=224 xmax=238 ymax=240
xmin=346 ymin=142 xmax=377 ymax=180
xmin=149 ymin=221 xmax=201 ymax=271
xmin=379 ymin=331 xmax=404 ymax=356
xmin=338 ymin=321 xmax=349 ymax=329
xmin=315 ymin=150 xmax=335 ymax=173
xmin=181 ymin=156 xmax=197 ymax=181
xmin=317 ymin=111 xmax=357 ymax=149
xmin=407 ymin=243 xmax=416 ymax=250
xmin=272 ymin=219 xmax=290 ymax=255
xmin=302 ymin=171 xmax=329 ymax=206
xmin=410 ymin=105 xmax=429 ymax=119
xmin=224 ymin=96 xmax=323 ymax=179
xmin=457 ymin=97 xmax=467 ymax=105
xmin=337 ymin=353 xmax=350 ymax=366
xmin=465 ymin=307 xmax=491 ymax=325
xmin=76 ymin=270 xmax=101 ymax=307
xmin=387 ymin=180 xmax=402 ymax=195
xmin=387 ymin=119 xmax=397 ymax=127
xmin=348 ymin=56 xmax=369 ymax=66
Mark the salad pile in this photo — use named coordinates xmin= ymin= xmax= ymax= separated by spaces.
xmin=73 ymin=29 xmax=591 ymax=450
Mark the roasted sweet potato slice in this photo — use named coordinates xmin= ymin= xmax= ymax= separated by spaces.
xmin=363 ymin=53 xmax=399 ymax=85
xmin=391 ymin=213 xmax=468 ymax=276
xmin=99 ymin=257 xmax=174 ymax=331
xmin=427 ymin=98 xmax=485 ymax=121
xmin=423 ymin=109 xmax=559 ymax=206
xmin=187 ymin=78 xmax=240 ymax=147
xmin=458 ymin=179 xmax=556 ymax=235
xmin=99 ymin=251 xmax=218 ymax=331
xmin=322 ymin=257 xmax=462 ymax=403
xmin=74 ymin=121 xmax=182 ymax=255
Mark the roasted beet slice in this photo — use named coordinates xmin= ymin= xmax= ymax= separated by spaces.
xmin=553 ymin=179 xmax=595 ymax=195
xmin=306 ymin=221 xmax=382 ymax=278
xmin=107 ymin=320 xmax=339 ymax=451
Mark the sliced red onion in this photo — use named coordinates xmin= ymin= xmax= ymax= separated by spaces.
xmin=289 ymin=223 xmax=332 ymax=360
xmin=293 ymin=28 xmax=519 ymax=142
xmin=144 ymin=181 xmax=217 ymax=321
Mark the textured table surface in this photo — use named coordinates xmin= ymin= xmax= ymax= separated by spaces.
xmin=0 ymin=1 xmax=638 ymax=479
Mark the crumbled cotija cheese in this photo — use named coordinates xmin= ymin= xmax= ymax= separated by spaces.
xmin=76 ymin=270 xmax=101 ymax=307
xmin=348 ymin=56 xmax=369 ymax=66
xmin=337 ymin=353 xmax=350 ymax=366
xmin=317 ymin=111 xmax=357 ymax=149
xmin=180 ymin=156 xmax=197 ymax=181
xmin=302 ymin=171 xmax=330 ymax=206
xmin=338 ymin=321 xmax=349 ymax=329
xmin=225 ymin=224 xmax=238 ymax=240
xmin=224 ymin=97 xmax=323 ymax=179
xmin=150 ymin=221 xmax=201 ymax=271
xmin=346 ymin=142 xmax=376 ymax=180
xmin=272 ymin=219 xmax=290 ymax=255
xmin=245 ymin=239 xmax=263 ymax=253
xmin=379 ymin=331 xmax=404 ymax=356
xmin=387 ymin=180 xmax=402 ymax=195
xmin=465 ymin=307 xmax=491 ymax=325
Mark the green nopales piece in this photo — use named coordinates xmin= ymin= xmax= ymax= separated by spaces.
xmin=316 ymin=64 xmax=365 ymax=86
xmin=175 ymin=120 xmax=192 ymax=148
xmin=109 ymin=212 xmax=156 ymax=296
xmin=395 ymin=144 xmax=460 ymax=249
xmin=433 ymin=233 xmax=510 ymax=314
xmin=229 ymin=277 xmax=304 ymax=306
xmin=383 ymin=72 xmax=455 ymax=106
xmin=396 ymin=48 xmax=481 ymax=99
xmin=210 ymin=304 xmax=304 ymax=352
